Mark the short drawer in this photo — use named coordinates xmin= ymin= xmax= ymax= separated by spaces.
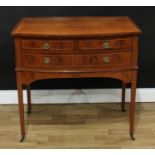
xmin=78 ymin=38 xmax=132 ymax=50
xmin=21 ymin=39 xmax=74 ymax=51
xmin=21 ymin=52 xmax=131 ymax=68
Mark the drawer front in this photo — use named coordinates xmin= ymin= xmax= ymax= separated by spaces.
xmin=79 ymin=38 xmax=132 ymax=50
xmin=22 ymin=54 xmax=74 ymax=67
xmin=21 ymin=40 xmax=74 ymax=51
xmin=76 ymin=52 xmax=131 ymax=67
xmin=21 ymin=52 xmax=131 ymax=68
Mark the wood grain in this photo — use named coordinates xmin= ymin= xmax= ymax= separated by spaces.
xmin=21 ymin=39 xmax=74 ymax=51
xmin=79 ymin=38 xmax=132 ymax=50
xmin=0 ymin=103 xmax=154 ymax=148
xmin=11 ymin=16 xmax=141 ymax=141
xmin=12 ymin=17 xmax=141 ymax=37
xmin=21 ymin=52 xmax=131 ymax=68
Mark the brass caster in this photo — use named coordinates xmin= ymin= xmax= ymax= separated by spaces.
xmin=121 ymin=108 xmax=126 ymax=112
xmin=27 ymin=110 xmax=31 ymax=114
xmin=20 ymin=135 xmax=25 ymax=142
xmin=130 ymin=133 xmax=135 ymax=141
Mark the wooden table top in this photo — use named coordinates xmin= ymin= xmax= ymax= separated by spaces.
xmin=12 ymin=16 xmax=141 ymax=37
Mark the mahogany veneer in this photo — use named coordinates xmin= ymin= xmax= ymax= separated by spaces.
xmin=11 ymin=17 xmax=141 ymax=142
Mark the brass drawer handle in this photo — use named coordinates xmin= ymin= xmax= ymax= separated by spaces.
xmin=103 ymin=56 xmax=111 ymax=63
xmin=44 ymin=57 xmax=51 ymax=64
xmin=43 ymin=43 xmax=50 ymax=50
xmin=103 ymin=41 xmax=110 ymax=49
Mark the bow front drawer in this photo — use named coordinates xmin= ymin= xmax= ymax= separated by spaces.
xmin=21 ymin=40 xmax=74 ymax=51
xmin=78 ymin=38 xmax=132 ymax=50
xmin=21 ymin=52 xmax=131 ymax=68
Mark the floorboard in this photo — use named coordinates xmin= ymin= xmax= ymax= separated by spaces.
xmin=0 ymin=103 xmax=154 ymax=148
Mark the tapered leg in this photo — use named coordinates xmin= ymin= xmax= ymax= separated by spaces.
xmin=121 ymin=82 xmax=126 ymax=112
xmin=26 ymin=85 xmax=31 ymax=114
xmin=130 ymin=71 xmax=137 ymax=140
xmin=17 ymin=72 xmax=25 ymax=142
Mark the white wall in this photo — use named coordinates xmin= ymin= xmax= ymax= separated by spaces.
xmin=0 ymin=88 xmax=154 ymax=104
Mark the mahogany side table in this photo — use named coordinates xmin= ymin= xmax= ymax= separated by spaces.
xmin=11 ymin=17 xmax=141 ymax=142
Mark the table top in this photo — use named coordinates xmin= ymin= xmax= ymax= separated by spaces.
xmin=12 ymin=16 xmax=141 ymax=37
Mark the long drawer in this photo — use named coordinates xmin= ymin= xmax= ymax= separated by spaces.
xmin=21 ymin=52 xmax=131 ymax=68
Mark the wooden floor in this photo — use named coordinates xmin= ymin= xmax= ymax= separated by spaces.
xmin=0 ymin=102 xmax=155 ymax=148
